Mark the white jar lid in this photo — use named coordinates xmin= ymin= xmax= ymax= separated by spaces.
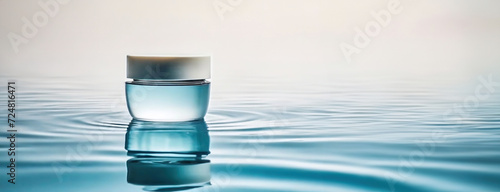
xmin=127 ymin=55 xmax=211 ymax=80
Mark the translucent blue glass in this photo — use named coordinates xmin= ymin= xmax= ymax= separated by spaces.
xmin=125 ymin=119 xmax=210 ymax=156
xmin=125 ymin=80 xmax=210 ymax=121
xmin=125 ymin=119 xmax=211 ymax=190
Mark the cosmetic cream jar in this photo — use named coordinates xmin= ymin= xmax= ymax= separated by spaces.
xmin=126 ymin=55 xmax=211 ymax=121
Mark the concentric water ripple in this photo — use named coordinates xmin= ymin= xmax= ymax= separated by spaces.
xmin=0 ymin=75 xmax=499 ymax=192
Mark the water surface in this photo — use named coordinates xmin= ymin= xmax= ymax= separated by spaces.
xmin=0 ymin=73 xmax=499 ymax=192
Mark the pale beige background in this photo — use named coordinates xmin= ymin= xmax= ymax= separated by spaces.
xmin=1 ymin=0 xmax=499 ymax=82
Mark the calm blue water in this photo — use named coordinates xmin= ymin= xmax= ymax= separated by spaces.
xmin=1 ymin=74 xmax=500 ymax=192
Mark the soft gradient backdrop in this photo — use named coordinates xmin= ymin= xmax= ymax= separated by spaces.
xmin=1 ymin=0 xmax=499 ymax=81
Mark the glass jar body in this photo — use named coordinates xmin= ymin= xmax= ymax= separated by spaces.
xmin=126 ymin=80 xmax=210 ymax=122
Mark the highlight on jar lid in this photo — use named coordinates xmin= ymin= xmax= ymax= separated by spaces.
xmin=127 ymin=55 xmax=211 ymax=80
